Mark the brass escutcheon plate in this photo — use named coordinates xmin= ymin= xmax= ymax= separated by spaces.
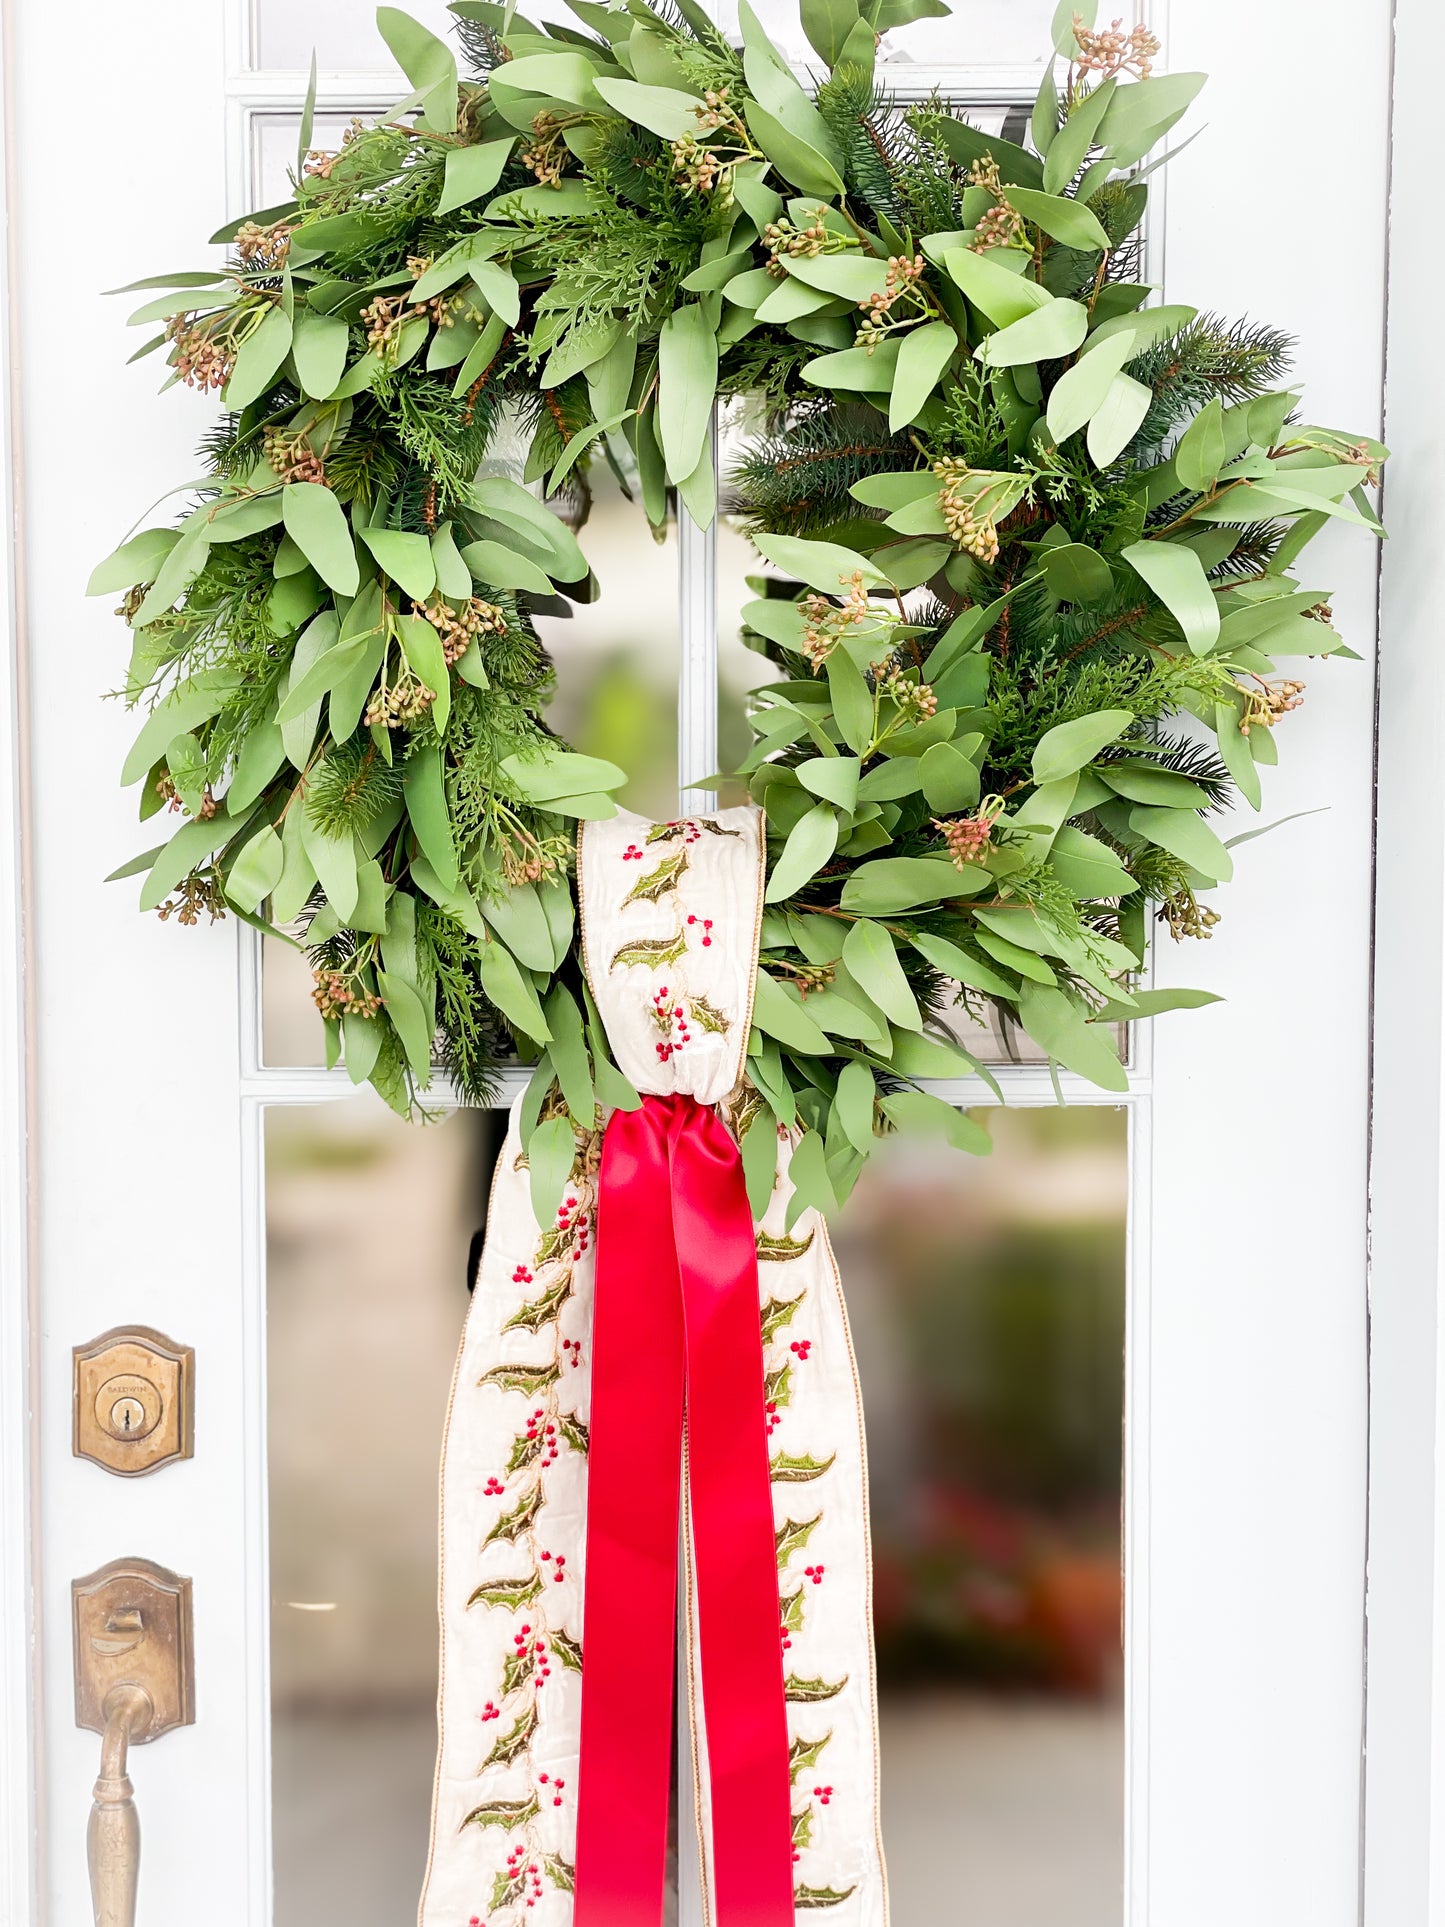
xmin=73 ymin=1328 xmax=193 ymax=1477
xmin=72 ymin=1557 xmax=195 ymax=1741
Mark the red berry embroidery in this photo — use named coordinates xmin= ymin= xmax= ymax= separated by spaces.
xmin=687 ymin=913 xmax=715 ymax=947
xmin=804 ymin=1564 xmax=826 ymax=1586
xmin=483 ymin=1475 xmax=504 ymax=1496
xmin=790 ymin=1339 xmax=812 ymax=1360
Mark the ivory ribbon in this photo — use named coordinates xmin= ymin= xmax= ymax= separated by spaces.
xmin=419 ymin=805 xmax=889 ymax=1927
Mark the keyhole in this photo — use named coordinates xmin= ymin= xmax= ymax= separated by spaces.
xmin=108 ymin=1395 xmax=148 ymax=1437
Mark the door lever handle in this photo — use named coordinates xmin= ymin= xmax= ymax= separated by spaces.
xmin=72 ymin=1559 xmax=195 ymax=1927
xmin=87 ymin=1683 xmax=151 ymax=1927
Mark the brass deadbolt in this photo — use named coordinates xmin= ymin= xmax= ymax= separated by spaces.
xmin=74 ymin=1329 xmax=193 ymax=1477
xmin=95 ymin=1375 xmax=162 ymax=1443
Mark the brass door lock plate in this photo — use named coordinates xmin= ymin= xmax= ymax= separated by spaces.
xmin=73 ymin=1328 xmax=193 ymax=1477
xmin=72 ymin=1557 xmax=195 ymax=1740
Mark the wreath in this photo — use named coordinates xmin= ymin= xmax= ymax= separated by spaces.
xmin=94 ymin=0 xmax=1385 ymax=1219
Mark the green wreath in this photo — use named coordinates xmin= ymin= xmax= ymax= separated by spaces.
xmin=94 ymin=0 xmax=1385 ymax=1212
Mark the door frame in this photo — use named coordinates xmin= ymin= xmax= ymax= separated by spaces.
xmin=0 ymin=0 xmax=38 ymax=1914
xmin=1361 ymin=0 xmax=1445 ymax=1917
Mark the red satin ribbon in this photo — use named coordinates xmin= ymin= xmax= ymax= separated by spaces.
xmin=575 ymin=1093 xmax=795 ymax=1927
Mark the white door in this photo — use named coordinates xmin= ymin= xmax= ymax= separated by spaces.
xmin=0 ymin=1 xmax=1396 ymax=1923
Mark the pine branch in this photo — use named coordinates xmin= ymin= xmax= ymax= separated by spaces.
xmin=726 ymin=406 xmax=915 ymax=536
xmin=1131 ymin=313 xmax=1294 ymax=451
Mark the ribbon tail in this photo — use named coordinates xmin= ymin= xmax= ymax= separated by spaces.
xmin=574 ymin=1102 xmax=686 ymax=1927
xmin=672 ymin=1103 xmax=797 ymax=1927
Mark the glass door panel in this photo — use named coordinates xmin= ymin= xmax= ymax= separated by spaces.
xmin=267 ymin=1098 xmax=496 ymax=1925
xmin=837 ymin=1107 xmax=1127 ymax=1925
xmin=266 ymin=1099 xmax=1125 ymax=1923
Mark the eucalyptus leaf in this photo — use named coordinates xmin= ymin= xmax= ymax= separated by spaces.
xmin=528 ymin=1114 xmax=577 ymax=1228
xmin=752 ymin=969 xmax=832 ymax=1053
xmin=766 ymin=802 xmax=839 ymax=902
xmin=1129 ymin=803 xmax=1234 ymax=882
xmin=360 ymin=526 xmax=437 ymax=601
xmin=1031 ymin=709 xmax=1133 ymax=783
xmin=282 ymin=482 xmax=359 ymax=595
xmin=842 ymin=918 xmax=921 ymax=1030
xmin=436 ymin=137 xmax=515 ymax=214
xmin=975 ymin=297 xmax=1088 ymax=368
xmin=890 ymin=320 xmax=958 ymax=432
xmin=1086 ymin=372 xmax=1152 ymax=466
xmin=1121 ymin=539 xmax=1221 ymax=655
xmin=657 ymin=302 xmax=718 ymax=485
xmin=1174 ymin=395 xmax=1227 ymax=495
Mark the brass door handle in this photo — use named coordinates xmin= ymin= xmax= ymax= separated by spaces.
xmin=87 ymin=1684 xmax=150 ymax=1927
xmin=72 ymin=1559 xmax=195 ymax=1927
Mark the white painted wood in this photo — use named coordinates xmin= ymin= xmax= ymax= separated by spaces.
xmin=1142 ymin=4 xmax=1388 ymax=1924
xmin=9 ymin=0 xmax=257 ymax=1918
xmin=678 ymin=427 xmax=720 ymax=815
xmin=1362 ymin=0 xmax=1445 ymax=1918
xmin=0 ymin=0 xmax=39 ymax=1914
xmin=0 ymin=0 xmax=1400 ymax=1922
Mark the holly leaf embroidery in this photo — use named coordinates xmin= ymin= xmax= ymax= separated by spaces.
xmin=788 ymin=1730 xmax=832 ymax=1784
xmin=776 ymin=1513 xmax=822 ymax=1569
xmin=689 ymin=992 xmax=731 ymax=1036
xmin=485 ymin=1483 xmax=544 ymax=1546
xmin=624 ymin=848 xmax=689 ymax=905
xmin=544 ymin=1853 xmax=576 ymax=1893
xmin=504 ymin=1270 xmax=573 ymax=1334
xmin=491 ymin=1868 xmax=528 ymax=1909
xmin=761 ymin=1292 xmax=806 ymax=1343
xmin=481 ymin=1362 xmax=561 ymax=1396
xmin=558 ymin=1411 xmax=589 ymax=1455
xmin=467 ymin=1571 xmax=543 ymax=1611
xmin=610 ymin=929 xmax=688 ymax=972
xmin=551 ymin=1627 xmax=584 ymax=1672
xmin=792 ymin=1806 xmax=814 ymax=1851
xmin=730 ymin=1082 xmax=768 ymax=1137
xmin=785 ymin=1672 xmax=848 ymax=1703
xmin=501 ymin=1644 xmax=536 ymax=1695
xmin=483 ymin=1701 xmax=539 ymax=1769
xmin=757 ymin=1228 xmax=816 ymax=1263
xmin=461 ymin=1793 xmax=540 ymax=1831
xmin=534 ymin=1221 xmax=577 ymax=1267
xmin=770 ymin=1450 xmax=836 ymax=1483
xmin=765 ymin=1359 xmax=794 ymax=1408
xmin=700 ymin=818 xmax=743 ymax=839
xmin=507 ymin=1430 xmax=543 ymax=1472
xmin=796 ymin=1884 xmax=858 ymax=1909
xmin=780 ymin=1584 xmax=806 ymax=1634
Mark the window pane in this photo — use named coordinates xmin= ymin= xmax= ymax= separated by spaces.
xmin=252 ymin=113 xmax=352 ymax=207
xmin=268 ymin=1098 xmax=1126 ymax=1923
xmin=711 ymin=0 xmax=1054 ymax=72
xmin=834 ymin=1106 xmax=1128 ymax=1925
xmin=268 ymin=1098 xmax=496 ymax=1924
xmin=252 ymin=0 xmax=1052 ymax=73
xmin=254 ymin=0 xmax=581 ymax=73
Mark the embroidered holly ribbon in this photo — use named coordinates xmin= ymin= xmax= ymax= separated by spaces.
xmin=575 ymin=1093 xmax=795 ymax=1927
